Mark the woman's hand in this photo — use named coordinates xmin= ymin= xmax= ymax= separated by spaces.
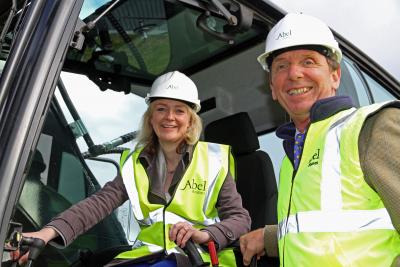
xmin=169 ymin=222 xmax=211 ymax=248
xmin=18 ymin=227 xmax=58 ymax=265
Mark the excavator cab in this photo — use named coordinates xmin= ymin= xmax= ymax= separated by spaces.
xmin=0 ymin=0 xmax=399 ymax=266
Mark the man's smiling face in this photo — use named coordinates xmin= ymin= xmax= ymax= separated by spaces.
xmin=270 ymin=49 xmax=341 ymax=127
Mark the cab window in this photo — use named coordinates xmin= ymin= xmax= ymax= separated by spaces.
xmin=363 ymin=72 xmax=396 ymax=102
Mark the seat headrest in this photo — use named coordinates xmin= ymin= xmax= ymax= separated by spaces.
xmin=204 ymin=112 xmax=260 ymax=155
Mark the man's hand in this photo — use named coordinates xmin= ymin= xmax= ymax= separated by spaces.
xmin=240 ymin=228 xmax=266 ymax=266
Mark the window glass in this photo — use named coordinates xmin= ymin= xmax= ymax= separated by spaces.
xmin=342 ymin=58 xmax=371 ymax=106
xmin=363 ymin=72 xmax=396 ymax=102
xmin=58 ymin=72 xmax=145 ymax=184
xmin=58 ymin=152 xmax=87 ymax=203
xmin=18 ymin=134 xmax=72 ymax=228
xmin=67 ymin=0 xmax=262 ymax=83
xmin=80 ymin=0 xmax=112 ymax=19
xmin=259 ymin=132 xmax=284 ymax=185
xmin=16 ymin=99 xmax=128 ymax=265
xmin=57 ymin=71 xmax=146 ymax=243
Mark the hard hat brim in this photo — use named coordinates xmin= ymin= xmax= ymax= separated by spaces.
xmin=257 ymin=44 xmax=342 ymax=72
xmin=145 ymin=95 xmax=201 ymax=112
xmin=257 ymin=52 xmax=270 ymax=71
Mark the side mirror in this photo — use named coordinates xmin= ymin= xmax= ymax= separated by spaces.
xmin=196 ymin=2 xmax=253 ymax=44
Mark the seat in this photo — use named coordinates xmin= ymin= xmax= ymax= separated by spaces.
xmin=204 ymin=112 xmax=278 ymax=229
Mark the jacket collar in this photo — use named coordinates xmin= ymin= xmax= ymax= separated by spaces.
xmin=138 ymin=143 xmax=193 ymax=204
xmin=276 ymin=96 xmax=355 ymax=161
xmin=138 ymin=143 xmax=192 ymax=168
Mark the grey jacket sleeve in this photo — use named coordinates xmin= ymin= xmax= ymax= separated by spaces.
xmin=264 ymin=224 xmax=279 ymax=257
xmin=202 ymin=172 xmax=251 ymax=250
xmin=359 ymin=107 xmax=400 ymax=267
xmin=46 ymin=174 xmax=128 ymax=247
xmin=359 ymin=107 xmax=400 ymax=231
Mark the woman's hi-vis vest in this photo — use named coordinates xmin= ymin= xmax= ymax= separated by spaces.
xmin=116 ymin=141 xmax=236 ymax=266
xmin=278 ymin=101 xmax=400 ymax=267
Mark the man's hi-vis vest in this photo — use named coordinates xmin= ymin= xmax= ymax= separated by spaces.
xmin=278 ymin=101 xmax=400 ymax=267
xmin=116 ymin=141 xmax=236 ymax=266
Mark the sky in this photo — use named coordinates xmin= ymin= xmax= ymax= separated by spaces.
xmin=269 ymin=0 xmax=400 ymax=82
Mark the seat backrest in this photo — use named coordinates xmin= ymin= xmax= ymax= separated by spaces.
xmin=204 ymin=112 xmax=278 ymax=229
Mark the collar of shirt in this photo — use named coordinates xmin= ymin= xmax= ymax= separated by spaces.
xmin=275 ymin=96 xmax=355 ymax=163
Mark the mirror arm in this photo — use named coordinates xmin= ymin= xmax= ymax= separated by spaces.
xmin=196 ymin=1 xmax=253 ymax=44
xmin=209 ymin=0 xmax=238 ymax=26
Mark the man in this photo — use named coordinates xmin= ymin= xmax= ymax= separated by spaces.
xmin=240 ymin=13 xmax=400 ymax=267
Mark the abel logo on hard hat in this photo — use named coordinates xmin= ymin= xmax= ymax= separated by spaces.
xmin=275 ymin=30 xmax=291 ymax=41
xmin=166 ymin=84 xmax=179 ymax=90
xmin=145 ymin=71 xmax=201 ymax=112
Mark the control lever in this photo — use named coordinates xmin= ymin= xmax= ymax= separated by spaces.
xmin=183 ymin=238 xmax=258 ymax=267
xmin=183 ymin=239 xmax=209 ymax=267
xmin=19 ymin=236 xmax=46 ymax=267
xmin=4 ymin=222 xmax=45 ymax=267
xmin=250 ymin=255 xmax=257 ymax=267
xmin=230 ymin=239 xmax=258 ymax=267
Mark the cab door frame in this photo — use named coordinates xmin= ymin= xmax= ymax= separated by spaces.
xmin=0 ymin=0 xmax=83 ymax=259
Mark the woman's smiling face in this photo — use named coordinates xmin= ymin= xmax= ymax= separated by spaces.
xmin=150 ymin=98 xmax=191 ymax=146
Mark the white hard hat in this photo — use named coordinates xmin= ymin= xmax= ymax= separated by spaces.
xmin=257 ymin=13 xmax=342 ymax=71
xmin=145 ymin=71 xmax=201 ymax=112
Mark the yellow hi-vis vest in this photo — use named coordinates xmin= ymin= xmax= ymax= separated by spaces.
xmin=117 ymin=141 xmax=236 ymax=266
xmin=278 ymin=101 xmax=400 ymax=267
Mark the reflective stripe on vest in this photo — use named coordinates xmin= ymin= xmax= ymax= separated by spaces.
xmin=278 ymin=208 xmax=394 ymax=239
xmin=141 ymin=208 xmax=219 ymax=227
xmin=121 ymin=148 xmax=145 ymax=220
xmin=202 ymin=143 xmax=224 ymax=219
xmin=278 ymin=101 xmax=400 ymax=266
xmin=320 ymin=108 xmax=356 ymax=211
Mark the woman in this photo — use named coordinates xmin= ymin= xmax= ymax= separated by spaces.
xmin=20 ymin=71 xmax=251 ymax=267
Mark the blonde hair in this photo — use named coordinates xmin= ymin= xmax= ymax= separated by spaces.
xmin=135 ymin=101 xmax=203 ymax=153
